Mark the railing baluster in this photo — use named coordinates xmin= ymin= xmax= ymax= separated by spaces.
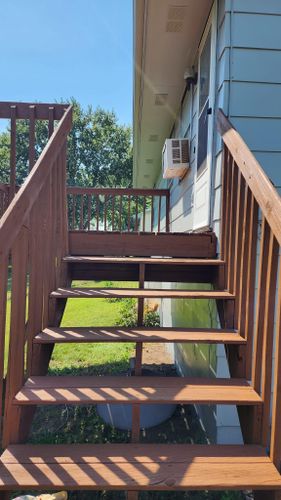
xmin=252 ymin=217 xmax=271 ymax=393
xmin=143 ymin=197 xmax=146 ymax=232
xmin=9 ymin=105 xmax=17 ymax=202
xmin=135 ymin=195 xmax=139 ymax=231
xmin=158 ymin=196 xmax=161 ymax=233
xmin=72 ymin=194 xmax=76 ymax=230
xmin=87 ymin=195 xmax=91 ymax=230
xmin=151 ymin=196 xmax=154 ymax=232
xmin=80 ymin=194 xmax=84 ymax=230
xmin=233 ymin=171 xmax=246 ymax=325
xmin=104 ymin=194 xmax=107 ymax=231
xmin=29 ymin=105 xmax=36 ymax=171
xmin=237 ymin=188 xmax=258 ymax=366
xmin=260 ymin=230 xmax=279 ymax=446
xmin=3 ymin=226 xmax=29 ymax=447
xmin=220 ymin=145 xmax=229 ymax=260
xmin=26 ymin=199 xmax=45 ymax=375
xmin=96 ymin=194 xmax=100 ymax=231
xmin=0 ymin=255 xmax=8 ymax=427
xmin=48 ymin=106 xmax=54 ymax=138
xmin=166 ymin=191 xmax=170 ymax=233
xmin=128 ymin=195 xmax=131 ymax=231
xmin=270 ymin=254 xmax=281 ymax=470
xmin=119 ymin=196 xmax=122 ymax=231
xmin=227 ymin=161 xmax=238 ymax=292
xmin=112 ymin=194 xmax=115 ymax=231
xmin=222 ymin=150 xmax=232 ymax=273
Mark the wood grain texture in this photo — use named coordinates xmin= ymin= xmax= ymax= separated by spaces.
xmin=34 ymin=327 xmax=245 ymax=345
xmin=50 ymin=288 xmax=234 ymax=300
xmin=13 ymin=376 xmax=261 ymax=405
xmin=68 ymin=231 xmax=217 ymax=258
xmin=63 ymin=256 xmax=224 ymax=266
xmin=0 ymin=444 xmax=280 ymax=490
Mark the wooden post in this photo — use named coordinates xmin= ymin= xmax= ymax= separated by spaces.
xmin=9 ymin=105 xmax=17 ymax=202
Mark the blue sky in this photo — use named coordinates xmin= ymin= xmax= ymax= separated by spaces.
xmin=0 ymin=0 xmax=133 ymax=126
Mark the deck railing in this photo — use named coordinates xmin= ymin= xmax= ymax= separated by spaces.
xmin=0 ymin=101 xmax=68 ymax=206
xmin=0 ymin=102 xmax=72 ymax=446
xmin=67 ymin=187 xmax=170 ymax=233
xmin=218 ymin=109 xmax=281 ymax=470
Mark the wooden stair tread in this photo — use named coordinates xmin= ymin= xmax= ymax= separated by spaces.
xmin=63 ymin=255 xmax=224 ymax=266
xmin=34 ymin=326 xmax=246 ymax=344
xmin=13 ymin=376 xmax=261 ymax=405
xmin=0 ymin=444 xmax=281 ymax=490
xmin=51 ymin=287 xmax=235 ymax=299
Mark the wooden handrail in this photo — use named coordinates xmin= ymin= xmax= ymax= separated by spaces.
xmin=0 ymin=106 xmax=72 ymax=257
xmin=217 ymin=109 xmax=281 ymax=247
xmin=217 ymin=109 xmax=281 ymax=472
xmin=67 ymin=187 xmax=169 ymax=196
xmin=0 ymin=101 xmax=68 ymax=120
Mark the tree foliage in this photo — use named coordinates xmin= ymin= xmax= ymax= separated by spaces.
xmin=0 ymin=98 xmax=133 ymax=188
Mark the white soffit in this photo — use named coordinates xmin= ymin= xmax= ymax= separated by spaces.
xmin=133 ymin=0 xmax=213 ymax=188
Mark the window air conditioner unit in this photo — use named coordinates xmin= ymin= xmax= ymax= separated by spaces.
xmin=162 ymin=138 xmax=190 ymax=179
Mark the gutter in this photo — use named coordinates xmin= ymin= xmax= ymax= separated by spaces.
xmin=133 ymin=0 xmax=146 ymax=187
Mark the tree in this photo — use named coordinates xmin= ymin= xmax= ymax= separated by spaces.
xmin=0 ymin=98 xmax=133 ymax=188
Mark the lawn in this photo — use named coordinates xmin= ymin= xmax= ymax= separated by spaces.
xmin=50 ymin=280 xmax=136 ymax=374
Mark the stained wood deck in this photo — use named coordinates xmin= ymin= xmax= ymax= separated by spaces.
xmin=0 ymin=444 xmax=280 ymax=490
xmin=34 ymin=327 xmax=246 ymax=344
xmin=13 ymin=376 xmax=262 ymax=405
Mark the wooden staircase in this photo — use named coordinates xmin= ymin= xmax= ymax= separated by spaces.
xmin=1 ymin=103 xmax=281 ymax=498
xmin=2 ymin=236 xmax=281 ymax=496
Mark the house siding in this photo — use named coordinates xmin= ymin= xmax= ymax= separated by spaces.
xmin=151 ymin=0 xmax=281 ymax=444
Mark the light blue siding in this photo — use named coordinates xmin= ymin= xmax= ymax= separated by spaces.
xmin=215 ymin=0 xmax=281 ymax=191
xmin=232 ymin=13 xmax=281 ymax=50
xmin=230 ymin=82 xmax=281 ymax=117
xmin=231 ymin=49 xmax=281 ymax=83
xmin=226 ymin=0 xmax=281 ymax=15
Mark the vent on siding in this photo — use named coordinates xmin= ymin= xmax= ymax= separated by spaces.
xmin=168 ymin=5 xmax=186 ymax=20
xmin=166 ymin=5 xmax=186 ymax=32
xmin=155 ymin=94 xmax=168 ymax=106
xmin=145 ymin=158 xmax=154 ymax=165
xmin=144 ymin=174 xmax=150 ymax=179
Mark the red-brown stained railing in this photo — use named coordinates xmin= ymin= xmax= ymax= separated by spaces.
xmin=67 ymin=187 xmax=170 ymax=233
xmin=0 ymin=103 xmax=72 ymax=447
xmin=218 ymin=109 xmax=281 ymax=466
xmin=0 ymin=101 xmax=68 ymax=213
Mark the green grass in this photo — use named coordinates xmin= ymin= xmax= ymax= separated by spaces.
xmin=50 ymin=280 xmax=136 ymax=374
